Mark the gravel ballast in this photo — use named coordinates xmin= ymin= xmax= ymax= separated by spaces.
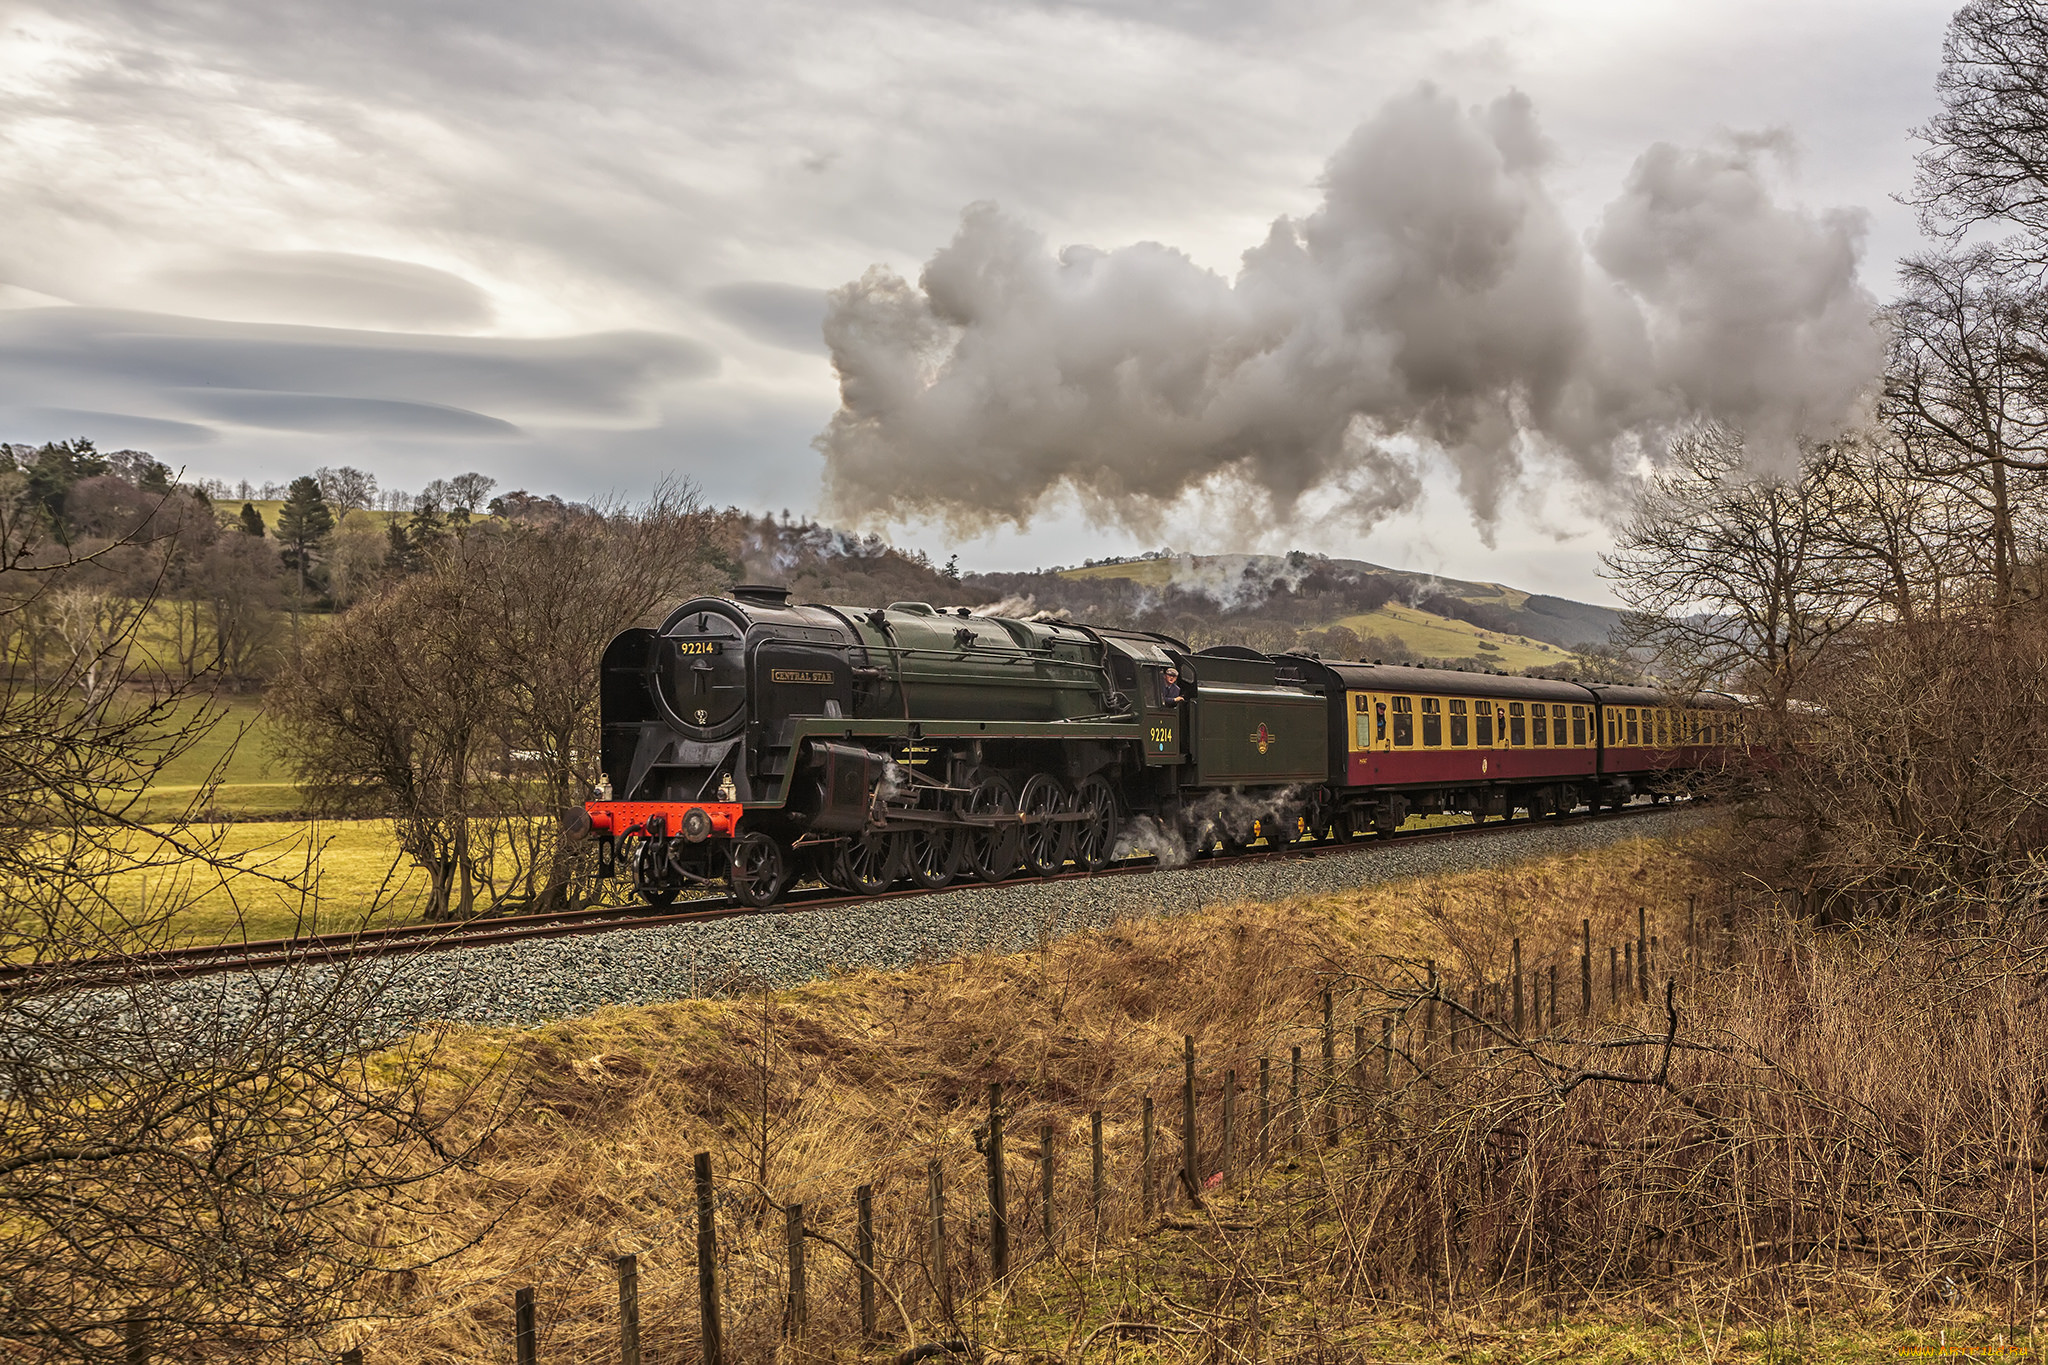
xmin=113 ymin=805 xmax=1714 ymax=1037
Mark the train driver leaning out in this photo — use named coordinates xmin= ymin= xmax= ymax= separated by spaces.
xmin=1162 ymin=667 xmax=1183 ymax=705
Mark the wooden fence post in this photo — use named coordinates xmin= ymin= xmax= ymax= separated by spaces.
xmin=1182 ymin=1036 xmax=1200 ymax=1195
xmin=1221 ymin=1071 xmax=1236 ymax=1174
xmin=986 ymin=1081 xmax=1009 ymax=1280
xmin=124 ymin=1310 xmax=147 ymax=1365
xmin=617 ymin=1253 xmax=641 ymax=1365
xmin=1638 ymin=905 xmax=1650 ymax=1001
xmin=1041 ymin=1122 xmax=1057 ymax=1249
xmin=1580 ymin=920 xmax=1592 ymax=1015
xmin=784 ymin=1202 xmax=807 ymax=1344
xmin=1425 ymin=959 xmax=1439 ymax=1050
xmin=1319 ymin=992 xmax=1336 ymax=1146
xmin=694 ymin=1150 xmax=722 ymax=1365
xmin=1289 ymin=1046 xmax=1303 ymax=1154
xmin=856 ymin=1184 xmax=877 ymax=1342
xmin=927 ymin=1159 xmax=952 ymax=1322
xmin=1352 ymin=1021 xmax=1366 ymax=1116
xmin=1512 ymin=938 xmax=1524 ymax=1032
xmin=1257 ymin=1057 xmax=1271 ymax=1165
xmin=514 ymin=1287 xmax=537 ymax=1365
xmin=1547 ymin=964 xmax=1558 ymax=1031
xmin=1091 ymin=1111 xmax=1105 ymax=1228
xmin=1141 ymin=1095 xmax=1156 ymax=1217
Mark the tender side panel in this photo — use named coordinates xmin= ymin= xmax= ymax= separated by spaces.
xmin=1192 ymin=685 xmax=1327 ymax=786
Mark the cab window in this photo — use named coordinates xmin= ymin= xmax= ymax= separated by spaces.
xmin=1392 ymin=696 xmax=1414 ymax=746
xmin=1449 ymin=699 xmax=1469 ymax=747
xmin=1420 ymin=697 xmax=1441 ymax=747
xmin=1509 ymin=701 xmax=1527 ymax=746
xmin=1530 ymin=703 xmax=1547 ymax=746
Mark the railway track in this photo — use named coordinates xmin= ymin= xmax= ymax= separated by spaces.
xmin=2 ymin=801 xmax=1688 ymax=993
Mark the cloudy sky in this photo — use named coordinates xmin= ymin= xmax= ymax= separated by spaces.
xmin=0 ymin=0 xmax=1958 ymax=601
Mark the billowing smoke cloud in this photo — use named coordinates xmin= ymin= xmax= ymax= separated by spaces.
xmin=815 ymin=87 xmax=1882 ymax=538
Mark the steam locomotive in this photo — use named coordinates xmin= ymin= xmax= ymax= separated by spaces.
xmin=581 ymin=585 xmax=1738 ymax=908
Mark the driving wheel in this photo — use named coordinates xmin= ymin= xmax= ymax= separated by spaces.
xmin=1018 ymin=774 xmax=1071 ymax=876
xmin=1070 ymin=774 xmax=1118 ymax=872
xmin=963 ymin=771 xmax=1020 ymax=883
xmin=833 ymin=830 xmax=901 ymax=895
xmin=906 ymin=824 xmax=961 ymax=890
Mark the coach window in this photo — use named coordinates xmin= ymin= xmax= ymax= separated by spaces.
xmin=1657 ymin=710 xmax=1670 ymax=746
xmin=1448 ymin=699 xmax=1469 ymax=746
xmin=1572 ymin=705 xmax=1587 ymax=747
xmin=1606 ymin=711 xmax=1618 ymax=746
xmin=1508 ymin=701 xmax=1527 ymax=746
xmin=1623 ymin=708 xmax=1637 ymax=746
xmin=1530 ymin=703 xmax=1546 ymax=746
xmin=1420 ymin=697 xmax=1442 ymax=746
xmin=1474 ymin=700 xmax=1493 ymax=746
xmin=1392 ymin=696 xmax=1415 ymax=746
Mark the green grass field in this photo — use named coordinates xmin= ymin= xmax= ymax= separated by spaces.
xmin=129 ymin=695 xmax=303 ymax=820
xmin=101 ymin=819 xmax=426 ymax=946
xmin=1333 ymin=601 xmax=1565 ymax=669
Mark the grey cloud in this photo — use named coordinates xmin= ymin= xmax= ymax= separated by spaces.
xmin=173 ymin=390 xmax=520 ymax=437
xmin=147 ymin=251 xmax=494 ymax=330
xmin=703 ymin=283 xmax=830 ymax=354
xmin=0 ymin=308 xmax=715 ymax=434
xmin=815 ymin=87 xmax=1884 ymax=539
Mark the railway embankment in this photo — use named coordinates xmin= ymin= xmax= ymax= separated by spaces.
xmin=118 ymin=803 xmax=1712 ymax=1035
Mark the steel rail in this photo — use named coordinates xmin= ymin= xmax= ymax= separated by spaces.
xmin=2 ymin=800 xmax=1691 ymax=993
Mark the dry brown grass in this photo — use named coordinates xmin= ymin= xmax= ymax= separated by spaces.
xmin=339 ymin=833 xmax=1706 ymax=1362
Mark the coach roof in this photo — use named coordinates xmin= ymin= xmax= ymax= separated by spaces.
xmin=1294 ymin=659 xmax=1598 ymax=704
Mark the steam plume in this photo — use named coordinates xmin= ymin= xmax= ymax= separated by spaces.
xmin=815 ymin=88 xmax=1881 ymax=538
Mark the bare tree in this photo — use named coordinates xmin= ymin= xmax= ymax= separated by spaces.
xmin=1 ymin=473 xmax=502 ymax=1360
xmin=314 ymin=464 xmax=379 ymax=516
xmin=1912 ymin=0 xmax=2048 ymax=243
xmin=275 ymin=483 xmax=733 ymax=916
xmin=1884 ymin=247 xmax=2048 ymax=607
xmin=1602 ymin=425 xmax=1881 ymax=716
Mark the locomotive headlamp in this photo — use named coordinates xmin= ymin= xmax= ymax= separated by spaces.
xmin=681 ymin=807 xmax=714 ymax=843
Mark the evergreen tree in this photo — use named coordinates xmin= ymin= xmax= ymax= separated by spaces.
xmin=239 ymin=502 xmax=266 ymax=537
xmin=275 ymin=475 xmax=335 ymax=598
xmin=404 ymin=500 xmax=447 ymax=570
xmin=385 ymin=518 xmax=412 ymax=574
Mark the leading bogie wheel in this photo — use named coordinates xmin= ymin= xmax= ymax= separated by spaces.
xmin=1017 ymin=773 xmax=1071 ymax=877
xmin=631 ymin=837 xmax=679 ymax=907
xmin=1070 ymin=774 xmax=1118 ymax=872
xmin=728 ymin=831 xmax=790 ymax=909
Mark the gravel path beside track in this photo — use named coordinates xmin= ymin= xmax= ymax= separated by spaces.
xmin=286 ymin=802 xmax=1715 ymax=1031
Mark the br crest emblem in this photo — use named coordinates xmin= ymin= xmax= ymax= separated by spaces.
xmin=1250 ymin=723 xmax=1275 ymax=755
